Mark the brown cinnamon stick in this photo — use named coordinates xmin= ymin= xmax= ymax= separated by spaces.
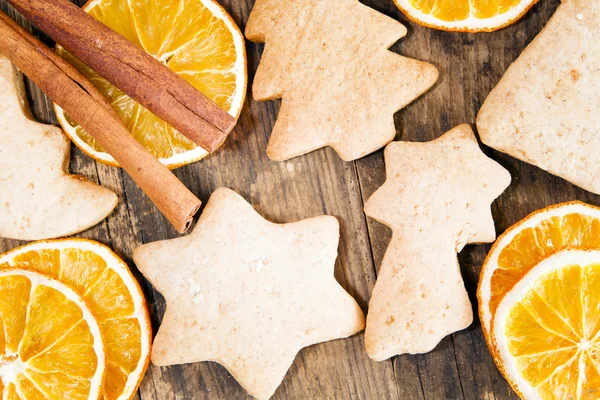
xmin=0 ymin=12 xmax=201 ymax=233
xmin=7 ymin=0 xmax=237 ymax=153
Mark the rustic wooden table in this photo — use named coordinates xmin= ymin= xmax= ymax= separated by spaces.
xmin=0 ymin=0 xmax=580 ymax=398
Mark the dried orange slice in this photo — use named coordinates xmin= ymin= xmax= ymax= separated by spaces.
xmin=0 ymin=268 xmax=105 ymax=400
xmin=0 ymin=240 xmax=151 ymax=400
xmin=55 ymin=0 xmax=247 ymax=169
xmin=478 ymin=202 xmax=600 ymax=344
xmin=394 ymin=0 xmax=539 ymax=32
xmin=493 ymin=250 xmax=600 ymax=399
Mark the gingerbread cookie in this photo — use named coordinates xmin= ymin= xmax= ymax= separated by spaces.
xmin=477 ymin=0 xmax=600 ymax=194
xmin=246 ymin=0 xmax=438 ymax=161
xmin=133 ymin=188 xmax=365 ymax=399
xmin=0 ymin=55 xmax=117 ymax=240
xmin=364 ymin=125 xmax=510 ymax=361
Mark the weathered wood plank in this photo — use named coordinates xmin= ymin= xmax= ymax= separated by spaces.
xmin=132 ymin=34 xmax=399 ymax=400
xmin=2 ymin=0 xmax=594 ymax=398
xmin=355 ymin=1 xmax=468 ymax=398
xmin=122 ymin=0 xmax=398 ymax=397
xmin=354 ymin=1 xmax=585 ymax=400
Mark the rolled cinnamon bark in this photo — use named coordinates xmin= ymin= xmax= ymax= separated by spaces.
xmin=0 ymin=12 xmax=201 ymax=233
xmin=8 ymin=0 xmax=237 ymax=153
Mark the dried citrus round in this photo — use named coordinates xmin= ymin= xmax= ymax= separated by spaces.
xmin=55 ymin=0 xmax=247 ymax=168
xmin=394 ymin=0 xmax=538 ymax=32
xmin=0 ymin=240 xmax=151 ymax=400
xmin=478 ymin=202 xmax=600 ymax=342
xmin=0 ymin=268 xmax=105 ymax=400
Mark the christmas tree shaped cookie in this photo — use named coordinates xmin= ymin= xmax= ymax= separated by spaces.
xmin=478 ymin=0 xmax=600 ymax=194
xmin=0 ymin=55 xmax=117 ymax=240
xmin=364 ymin=125 xmax=510 ymax=361
xmin=133 ymin=188 xmax=365 ymax=399
xmin=246 ymin=0 xmax=439 ymax=161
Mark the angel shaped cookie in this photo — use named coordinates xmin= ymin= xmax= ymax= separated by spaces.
xmin=364 ymin=125 xmax=510 ymax=361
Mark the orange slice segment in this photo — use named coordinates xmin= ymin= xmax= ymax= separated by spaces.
xmin=0 ymin=269 xmax=105 ymax=400
xmin=54 ymin=0 xmax=247 ymax=169
xmin=0 ymin=240 xmax=151 ymax=400
xmin=493 ymin=250 xmax=600 ymax=399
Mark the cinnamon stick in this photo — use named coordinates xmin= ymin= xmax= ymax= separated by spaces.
xmin=7 ymin=0 xmax=237 ymax=153
xmin=0 ymin=12 xmax=201 ymax=233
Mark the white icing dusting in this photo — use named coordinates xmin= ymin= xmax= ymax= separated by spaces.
xmin=187 ymin=278 xmax=204 ymax=305
xmin=255 ymin=259 xmax=264 ymax=272
xmin=252 ymin=255 xmax=268 ymax=272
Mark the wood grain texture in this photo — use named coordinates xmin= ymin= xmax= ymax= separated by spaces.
xmin=0 ymin=0 xmax=582 ymax=398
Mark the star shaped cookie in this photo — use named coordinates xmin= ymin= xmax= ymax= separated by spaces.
xmin=133 ymin=188 xmax=365 ymax=399
xmin=364 ymin=125 xmax=510 ymax=361
xmin=245 ymin=0 xmax=438 ymax=161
